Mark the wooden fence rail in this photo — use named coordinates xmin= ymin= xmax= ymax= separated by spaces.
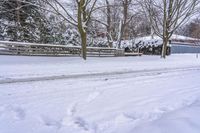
xmin=0 ymin=41 xmax=124 ymax=57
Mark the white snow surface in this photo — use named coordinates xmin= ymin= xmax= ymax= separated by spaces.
xmin=0 ymin=54 xmax=200 ymax=133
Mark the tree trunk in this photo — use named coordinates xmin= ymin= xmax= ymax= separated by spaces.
xmin=117 ymin=19 xmax=123 ymax=49
xmin=77 ymin=0 xmax=87 ymax=60
xmin=15 ymin=0 xmax=21 ymax=41
xmin=118 ymin=0 xmax=129 ymax=49
xmin=161 ymin=37 xmax=168 ymax=58
xmin=80 ymin=30 xmax=87 ymax=60
xmin=161 ymin=0 xmax=167 ymax=59
xmin=78 ymin=27 xmax=87 ymax=60
xmin=106 ymin=0 xmax=113 ymax=48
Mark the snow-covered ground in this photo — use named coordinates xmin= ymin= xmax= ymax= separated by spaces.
xmin=0 ymin=54 xmax=200 ymax=133
xmin=0 ymin=54 xmax=200 ymax=82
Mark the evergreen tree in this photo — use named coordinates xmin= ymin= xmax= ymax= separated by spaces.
xmin=0 ymin=0 xmax=53 ymax=43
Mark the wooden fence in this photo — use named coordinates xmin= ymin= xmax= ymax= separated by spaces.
xmin=0 ymin=41 xmax=124 ymax=57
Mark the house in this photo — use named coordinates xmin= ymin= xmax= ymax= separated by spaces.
xmin=121 ymin=35 xmax=200 ymax=55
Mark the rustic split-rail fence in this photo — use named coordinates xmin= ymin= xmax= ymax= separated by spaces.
xmin=0 ymin=41 xmax=125 ymax=57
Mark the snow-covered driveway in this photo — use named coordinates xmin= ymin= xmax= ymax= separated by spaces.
xmin=0 ymin=54 xmax=200 ymax=133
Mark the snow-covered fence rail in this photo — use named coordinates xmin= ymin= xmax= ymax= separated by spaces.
xmin=0 ymin=41 xmax=124 ymax=57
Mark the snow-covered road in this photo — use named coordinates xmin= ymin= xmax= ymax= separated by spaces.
xmin=0 ymin=54 xmax=200 ymax=133
xmin=0 ymin=66 xmax=200 ymax=84
xmin=0 ymin=54 xmax=200 ymax=81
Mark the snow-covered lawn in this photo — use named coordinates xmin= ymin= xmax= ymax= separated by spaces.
xmin=0 ymin=54 xmax=200 ymax=133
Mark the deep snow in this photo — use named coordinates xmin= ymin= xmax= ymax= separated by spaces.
xmin=0 ymin=54 xmax=200 ymax=133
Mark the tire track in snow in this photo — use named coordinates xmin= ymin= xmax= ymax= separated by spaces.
xmin=0 ymin=66 xmax=200 ymax=84
xmin=1 ymin=67 xmax=200 ymax=109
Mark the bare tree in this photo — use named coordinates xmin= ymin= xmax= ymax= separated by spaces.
xmin=105 ymin=0 xmax=113 ymax=47
xmin=142 ymin=0 xmax=200 ymax=58
xmin=42 ymin=0 xmax=97 ymax=60
xmin=139 ymin=0 xmax=155 ymax=39
xmin=90 ymin=0 xmax=120 ymax=48
xmin=117 ymin=0 xmax=133 ymax=48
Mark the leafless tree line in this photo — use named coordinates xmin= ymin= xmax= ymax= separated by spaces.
xmin=1 ymin=0 xmax=200 ymax=59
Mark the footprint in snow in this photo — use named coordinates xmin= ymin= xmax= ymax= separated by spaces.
xmin=0 ymin=105 xmax=26 ymax=120
xmin=67 ymin=102 xmax=78 ymax=116
xmin=62 ymin=102 xmax=78 ymax=126
xmin=86 ymin=91 xmax=101 ymax=103
xmin=62 ymin=114 xmax=97 ymax=132
xmin=13 ymin=106 xmax=25 ymax=120
xmin=41 ymin=115 xmax=62 ymax=129
xmin=74 ymin=117 xmax=90 ymax=131
xmin=70 ymin=116 xmax=98 ymax=132
xmin=62 ymin=103 xmax=98 ymax=132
